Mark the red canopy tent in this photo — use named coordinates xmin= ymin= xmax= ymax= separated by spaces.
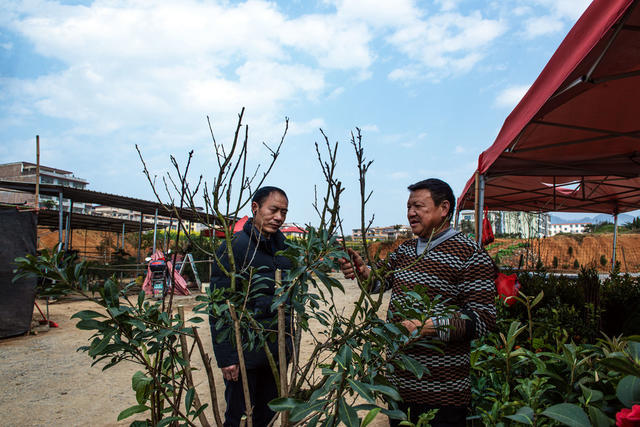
xmin=458 ymin=0 xmax=640 ymax=220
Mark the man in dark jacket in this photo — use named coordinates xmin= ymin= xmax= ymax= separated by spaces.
xmin=209 ymin=186 xmax=291 ymax=427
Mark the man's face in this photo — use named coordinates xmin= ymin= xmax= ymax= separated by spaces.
xmin=407 ymin=189 xmax=450 ymax=239
xmin=252 ymin=191 xmax=288 ymax=237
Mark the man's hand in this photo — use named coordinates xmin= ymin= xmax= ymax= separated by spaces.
xmin=338 ymin=248 xmax=370 ymax=280
xmin=221 ymin=364 xmax=239 ymax=381
xmin=401 ymin=318 xmax=436 ymax=337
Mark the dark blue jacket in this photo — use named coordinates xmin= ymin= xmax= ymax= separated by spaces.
xmin=209 ymin=219 xmax=292 ymax=369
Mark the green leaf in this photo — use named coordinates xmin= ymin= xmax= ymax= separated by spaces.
xmin=541 ymin=403 xmax=591 ymax=427
xmin=185 ymin=387 xmax=195 ymax=413
xmin=132 ymin=371 xmax=153 ymax=393
xmin=157 ymin=416 xmax=181 ymax=426
xmin=335 ymin=345 xmax=353 ymax=370
xmin=71 ymin=310 xmax=106 ymax=320
xmin=289 ymin=399 xmax=327 ymax=422
xmin=88 ymin=330 xmax=116 ymax=357
xmin=188 ymin=316 xmax=204 ymax=323
xmin=505 ymin=406 xmax=534 ymax=425
xmin=399 ymin=355 xmax=427 ymax=379
xmin=117 ymin=404 xmax=149 ymax=421
xmin=137 ymin=290 xmax=145 ymax=308
xmin=75 ymin=319 xmax=104 ymax=331
xmin=361 ymin=407 xmax=381 ymax=427
xmin=531 ymin=290 xmax=544 ymax=307
xmin=347 ymin=379 xmax=375 ymax=403
xmin=587 ymin=406 xmax=612 ymax=427
xmin=268 ymin=397 xmax=304 ymax=411
xmin=337 ymin=397 xmax=359 ymax=427
xmin=369 ymin=384 xmax=401 ymax=401
xmin=617 ymin=375 xmax=640 ymax=407
xmin=579 ymin=384 xmax=603 ymax=403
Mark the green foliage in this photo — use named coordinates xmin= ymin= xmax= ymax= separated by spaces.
xmin=600 ymin=254 xmax=608 ymax=267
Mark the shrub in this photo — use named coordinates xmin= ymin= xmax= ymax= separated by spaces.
xmin=552 ymin=256 xmax=558 ymax=268
xmin=600 ymin=254 xmax=608 ymax=266
xmin=573 ymin=259 xmax=580 ymax=269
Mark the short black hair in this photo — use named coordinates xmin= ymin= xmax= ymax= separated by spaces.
xmin=407 ymin=178 xmax=455 ymax=218
xmin=251 ymin=186 xmax=288 ymax=207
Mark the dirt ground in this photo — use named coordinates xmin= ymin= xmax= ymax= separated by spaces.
xmin=0 ymin=275 xmax=391 ymax=427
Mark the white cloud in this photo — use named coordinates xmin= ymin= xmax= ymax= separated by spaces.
xmin=327 ymin=0 xmax=420 ymax=28
xmin=495 ymin=84 xmax=530 ymax=108
xmin=360 ymin=124 xmax=379 ymax=133
xmin=532 ymin=0 xmax=591 ymax=21
xmin=387 ymin=11 xmax=506 ymax=81
xmin=289 ymin=117 xmax=326 ymax=136
xmin=390 ymin=171 xmax=409 ymax=180
xmin=1 ymin=41 xmax=11 ymax=50
xmin=454 ymin=145 xmax=466 ymax=154
xmin=516 ymin=0 xmax=591 ymax=39
xmin=523 ymin=15 xmax=564 ymax=38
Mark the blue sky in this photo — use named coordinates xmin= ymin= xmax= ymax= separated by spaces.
xmin=1 ymin=0 xmax=602 ymax=232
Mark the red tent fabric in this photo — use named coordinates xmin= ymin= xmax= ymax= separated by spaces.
xmin=459 ymin=0 xmax=640 ymax=214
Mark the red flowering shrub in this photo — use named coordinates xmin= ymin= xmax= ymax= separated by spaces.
xmin=617 ymin=405 xmax=640 ymax=426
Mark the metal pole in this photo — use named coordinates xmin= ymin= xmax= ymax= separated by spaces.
xmin=474 ymin=171 xmax=480 ymax=239
xmin=35 ymin=136 xmax=40 ymax=210
xmin=612 ymin=213 xmax=618 ymax=274
xmin=65 ymin=200 xmax=73 ymax=251
xmin=478 ymin=174 xmax=485 ymax=245
xmin=152 ymin=208 xmax=158 ymax=255
xmin=122 ymin=223 xmax=125 ymax=250
xmin=137 ymin=212 xmax=143 ymax=263
xmin=58 ymin=191 xmax=63 ymax=250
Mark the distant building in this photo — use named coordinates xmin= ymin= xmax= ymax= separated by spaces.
xmin=458 ymin=210 xmax=551 ymax=238
xmin=352 ymin=224 xmax=412 ymax=241
xmin=0 ymin=161 xmax=89 ymax=213
xmin=280 ymin=224 xmax=307 ymax=239
xmin=549 ymin=222 xmax=591 ymax=236
xmin=91 ymin=205 xmax=204 ymax=233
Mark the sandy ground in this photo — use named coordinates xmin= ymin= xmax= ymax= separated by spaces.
xmin=0 ymin=275 xmax=391 ymax=427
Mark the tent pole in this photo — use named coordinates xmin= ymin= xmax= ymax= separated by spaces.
xmin=152 ymin=208 xmax=158 ymax=254
xmin=612 ymin=212 xmax=618 ymax=274
xmin=454 ymin=201 xmax=461 ymax=229
xmin=478 ymin=174 xmax=485 ymax=245
xmin=474 ymin=171 xmax=480 ymax=239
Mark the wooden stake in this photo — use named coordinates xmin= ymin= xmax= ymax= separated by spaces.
xmin=276 ymin=270 xmax=289 ymax=426
xmin=178 ymin=306 xmax=211 ymax=427
xmin=229 ymin=302 xmax=253 ymax=427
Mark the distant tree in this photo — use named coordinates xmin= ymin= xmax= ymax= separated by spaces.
xmin=460 ymin=218 xmax=474 ymax=235
xmin=624 ymin=217 xmax=640 ymax=232
xmin=567 ymin=246 xmax=573 ymax=257
xmin=600 ymin=254 xmax=608 ymax=267
xmin=573 ymin=259 xmax=580 ymax=269
xmin=553 ymin=256 xmax=559 ymax=268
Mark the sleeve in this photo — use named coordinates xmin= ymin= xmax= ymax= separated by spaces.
xmin=208 ymin=241 xmax=239 ymax=368
xmin=440 ymin=247 xmax=497 ymax=342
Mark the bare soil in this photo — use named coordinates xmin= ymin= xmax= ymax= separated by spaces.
xmin=0 ymin=276 xmax=391 ymax=427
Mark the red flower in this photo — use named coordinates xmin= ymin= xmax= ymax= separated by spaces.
xmin=617 ymin=405 xmax=640 ymax=426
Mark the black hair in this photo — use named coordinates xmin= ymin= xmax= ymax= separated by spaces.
xmin=407 ymin=178 xmax=455 ymax=218
xmin=251 ymin=186 xmax=288 ymax=207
